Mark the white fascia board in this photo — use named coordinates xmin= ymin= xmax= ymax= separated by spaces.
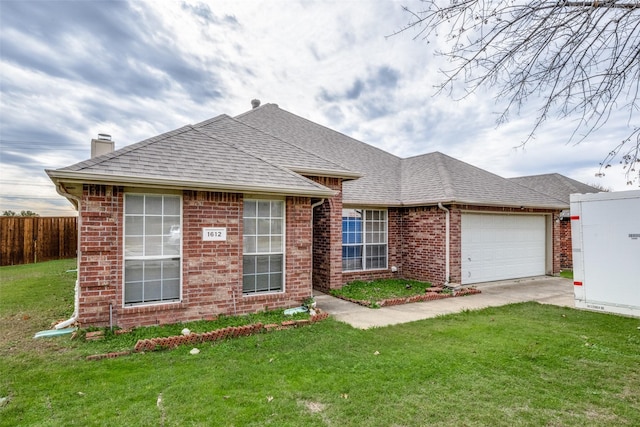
xmin=450 ymin=199 xmax=567 ymax=209
xmin=46 ymin=170 xmax=337 ymax=198
xmin=456 ymin=201 xmax=567 ymax=210
xmin=344 ymin=198 xmax=568 ymax=209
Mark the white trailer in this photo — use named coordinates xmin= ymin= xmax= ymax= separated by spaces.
xmin=570 ymin=190 xmax=640 ymax=317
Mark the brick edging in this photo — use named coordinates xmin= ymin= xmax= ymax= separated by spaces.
xmin=332 ymin=288 xmax=482 ymax=308
xmin=86 ymin=310 xmax=330 ymax=361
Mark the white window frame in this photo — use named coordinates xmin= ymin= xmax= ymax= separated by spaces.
xmin=242 ymin=199 xmax=286 ymax=295
xmin=342 ymin=208 xmax=388 ymax=272
xmin=123 ymin=193 xmax=182 ymax=306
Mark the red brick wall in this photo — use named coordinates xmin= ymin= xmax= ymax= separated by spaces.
xmin=76 ymin=187 xmax=313 ymax=329
xmin=308 ymin=177 xmax=343 ymax=292
xmin=77 ymin=185 xmax=123 ymax=326
xmin=178 ymin=191 xmax=242 ymax=319
xmin=76 ymin=182 xmax=564 ymax=328
xmin=559 ymin=219 xmax=572 ymax=270
xmin=391 ymin=205 xmax=561 ymax=286
xmin=282 ymin=197 xmax=313 ymax=302
xmin=552 ymin=215 xmax=562 ymax=274
xmin=449 ymin=209 xmax=462 ymax=284
xmin=398 ymin=206 xmax=448 ymax=285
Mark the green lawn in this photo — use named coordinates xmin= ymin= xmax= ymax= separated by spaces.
xmin=560 ymin=269 xmax=574 ymax=279
xmin=1 ymin=260 xmax=639 ymax=426
xmin=330 ymin=278 xmax=434 ymax=303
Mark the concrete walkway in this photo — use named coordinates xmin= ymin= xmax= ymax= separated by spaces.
xmin=314 ymin=276 xmax=575 ymax=329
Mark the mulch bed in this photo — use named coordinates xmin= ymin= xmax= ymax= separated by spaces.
xmin=334 ymin=287 xmax=481 ymax=308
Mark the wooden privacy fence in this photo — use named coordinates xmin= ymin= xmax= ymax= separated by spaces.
xmin=0 ymin=217 xmax=77 ymax=266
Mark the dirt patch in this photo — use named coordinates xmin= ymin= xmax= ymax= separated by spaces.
xmin=584 ymin=407 xmax=619 ymax=422
xmin=298 ymin=399 xmax=332 ymax=425
xmin=0 ymin=313 xmax=72 ymax=358
xmin=304 ymin=400 xmax=325 ymax=413
xmin=616 ymin=371 xmax=640 ymax=404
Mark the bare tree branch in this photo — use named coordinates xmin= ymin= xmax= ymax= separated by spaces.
xmin=393 ymin=0 xmax=640 ymax=185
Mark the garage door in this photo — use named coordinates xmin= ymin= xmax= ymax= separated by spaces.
xmin=461 ymin=214 xmax=546 ymax=284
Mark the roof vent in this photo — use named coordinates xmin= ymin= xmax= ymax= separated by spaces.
xmin=251 ymin=99 xmax=261 ymax=109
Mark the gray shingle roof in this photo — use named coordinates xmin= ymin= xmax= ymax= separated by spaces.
xmin=237 ymin=104 xmax=567 ymax=209
xmin=236 ymin=104 xmax=403 ymax=205
xmin=48 ymin=119 xmax=335 ymax=197
xmin=194 ymin=115 xmax=359 ymax=180
xmin=401 ymin=152 xmax=567 ymax=208
xmin=49 ymin=103 xmax=573 ymax=209
xmin=509 ymin=173 xmax=601 ymax=204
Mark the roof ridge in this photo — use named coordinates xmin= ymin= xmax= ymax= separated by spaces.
xmin=432 ymin=152 xmax=456 ymax=200
xmin=192 ymin=114 xmax=230 ymax=128
xmin=554 ymin=173 xmax=598 ymax=193
xmin=188 ymin=126 xmax=332 ymax=193
xmin=427 ymin=152 xmax=568 ymax=206
xmin=509 ymin=176 xmax=568 ymax=205
xmin=403 ymin=150 xmax=440 ymax=161
xmin=61 ymin=125 xmax=195 ymax=171
xmin=210 ymin=114 xmax=355 ymax=174
xmin=233 ymin=102 xmax=276 ymax=119
xmin=237 ymin=103 xmax=402 ymax=161
xmin=509 ymin=173 xmax=601 ymax=196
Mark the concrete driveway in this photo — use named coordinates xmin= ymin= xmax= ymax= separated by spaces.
xmin=314 ymin=276 xmax=574 ymax=329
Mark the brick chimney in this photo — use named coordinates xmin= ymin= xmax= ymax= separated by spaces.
xmin=91 ymin=134 xmax=114 ymax=158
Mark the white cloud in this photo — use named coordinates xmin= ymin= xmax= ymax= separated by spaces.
xmin=0 ymin=0 xmax=636 ymax=216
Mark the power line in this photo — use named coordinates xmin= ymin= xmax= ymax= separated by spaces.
xmin=1 ymin=196 xmax=67 ymax=200
xmin=1 ymin=146 xmax=84 ymax=151
xmin=0 ymin=139 xmax=88 ymax=151
xmin=0 ymin=139 xmax=77 ymax=144
xmin=0 ymin=181 xmax=56 ymax=187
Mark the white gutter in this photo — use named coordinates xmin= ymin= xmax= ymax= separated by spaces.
xmin=53 ymin=183 xmax=81 ymax=329
xmin=437 ymin=203 xmax=450 ymax=286
xmin=46 ymin=170 xmax=337 ymax=199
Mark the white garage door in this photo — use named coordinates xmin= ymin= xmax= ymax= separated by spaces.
xmin=461 ymin=214 xmax=546 ymax=284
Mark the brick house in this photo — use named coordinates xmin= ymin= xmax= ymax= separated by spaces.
xmin=48 ymin=103 xmax=571 ymax=329
xmin=509 ymin=174 xmax=601 ymax=270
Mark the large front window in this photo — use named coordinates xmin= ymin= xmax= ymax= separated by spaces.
xmin=243 ymin=199 xmax=284 ymax=294
xmin=124 ymin=194 xmax=181 ymax=305
xmin=342 ymin=209 xmax=387 ymax=271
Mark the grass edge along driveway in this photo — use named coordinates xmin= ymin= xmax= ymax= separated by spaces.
xmin=1 ymin=259 xmax=639 ymax=426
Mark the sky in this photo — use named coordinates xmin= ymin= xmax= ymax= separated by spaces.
xmin=1 ymin=0 xmax=636 ymax=216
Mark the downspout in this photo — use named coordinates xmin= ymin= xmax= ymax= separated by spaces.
xmin=54 ymin=183 xmax=81 ymax=330
xmin=437 ymin=203 xmax=450 ymax=286
xmin=311 ymin=198 xmax=326 ymax=210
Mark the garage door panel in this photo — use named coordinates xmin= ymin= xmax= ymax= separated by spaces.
xmin=462 ymin=214 xmax=545 ymax=284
